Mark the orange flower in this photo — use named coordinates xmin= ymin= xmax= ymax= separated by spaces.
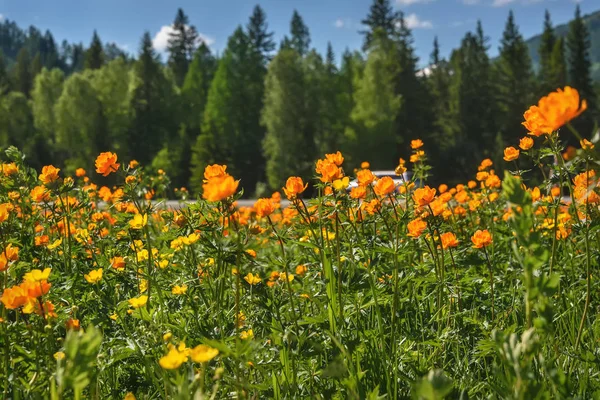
xmin=325 ymin=151 xmax=344 ymax=166
xmin=3 ymin=244 xmax=19 ymax=261
xmin=20 ymin=280 xmax=51 ymax=298
xmin=0 ymin=255 xmax=7 ymax=272
xmin=522 ymin=86 xmax=587 ymax=136
xmin=471 ymin=229 xmax=492 ymax=249
xmin=75 ymin=168 xmax=86 ymax=177
xmin=39 ymin=165 xmax=60 ymax=184
xmin=373 ymin=176 xmax=396 ymax=197
xmin=350 ymin=186 xmax=367 ymax=199
xmin=410 ymin=139 xmax=424 ymax=149
xmin=1 ymin=286 xmax=29 ymax=309
xmin=360 ymin=161 xmax=370 ymax=169
xmin=438 ymin=184 xmax=448 ymax=194
xmin=562 ymin=146 xmax=576 ymax=161
xmin=66 ymin=318 xmax=80 ymax=331
xmin=111 ymin=256 xmax=126 ymax=270
xmin=254 ymin=198 xmax=276 ymax=218
xmin=1 ymin=163 xmax=18 ymax=176
xmin=203 ymin=164 xmax=228 ymax=182
xmin=407 ymin=218 xmax=427 ymax=238
xmin=503 ymin=147 xmax=519 ymax=162
xmin=0 ymin=203 xmax=10 ymax=223
xmin=410 ymin=151 xmax=425 ymax=163
xmin=30 ymin=185 xmax=51 ymax=203
xmin=202 ymin=175 xmax=239 ymax=202
xmin=95 ymin=152 xmax=120 ymax=177
xmin=478 ymin=159 xmax=493 ymax=171
xmin=315 ymin=159 xmax=342 ymax=183
xmin=357 ymin=169 xmax=376 ymax=186
xmin=580 ymin=139 xmax=594 ymax=150
xmin=283 ymin=177 xmax=307 ymax=200
xmin=519 ymin=137 xmax=534 ymax=150
xmin=413 ymin=186 xmax=436 ymax=207
xmin=440 ymin=232 xmax=458 ymax=249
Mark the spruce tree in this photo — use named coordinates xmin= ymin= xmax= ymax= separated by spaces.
xmin=14 ymin=48 xmax=32 ymax=96
xmin=247 ymin=5 xmax=275 ymax=64
xmin=428 ymin=37 xmax=453 ymax=163
xmin=496 ymin=10 xmax=534 ymax=144
xmin=85 ymin=31 xmax=105 ymax=70
xmin=567 ymin=5 xmax=596 ymax=122
xmin=550 ymin=37 xmax=567 ymax=91
xmin=360 ymin=0 xmax=398 ymax=50
xmin=538 ymin=10 xmax=556 ymax=95
xmin=262 ymin=48 xmax=312 ymax=190
xmin=31 ymin=52 xmax=43 ymax=77
xmin=71 ymin=43 xmax=85 ymax=73
xmin=129 ymin=32 xmax=176 ymax=165
xmin=288 ymin=11 xmax=310 ymax=57
xmin=0 ymin=50 xmax=10 ymax=95
xmin=167 ymin=8 xmax=199 ymax=87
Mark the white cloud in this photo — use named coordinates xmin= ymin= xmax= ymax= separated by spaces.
xmin=334 ymin=18 xmax=345 ymax=28
xmin=0 ymin=14 xmax=4 ymax=21
xmin=492 ymin=0 xmax=516 ymax=6
xmin=152 ymin=25 xmax=215 ymax=52
xmin=396 ymin=0 xmax=435 ymax=5
xmin=404 ymin=13 xmax=433 ymax=29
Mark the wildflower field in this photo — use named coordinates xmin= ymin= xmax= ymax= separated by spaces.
xmin=1 ymin=87 xmax=599 ymax=399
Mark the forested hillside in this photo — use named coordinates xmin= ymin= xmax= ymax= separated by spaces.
xmin=0 ymin=1 xmax=598 ymax=196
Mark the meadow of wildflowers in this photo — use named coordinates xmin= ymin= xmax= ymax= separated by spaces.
xmin=0 ymin=87 xmax=599 ymax=399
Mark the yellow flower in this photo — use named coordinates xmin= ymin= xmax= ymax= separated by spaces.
xmin=159 ymin=347 xmax=188 ymax=370
xmin=581 ymin=138 xmax=595 ymax=150
xmin=171 ymin=284 xmax=188 ymax=295
xmin=124 ymin=393 xmax=136 ymax=400
xmin=190 ymin=344 xmax=219 ymax=363
xmin=23 ymin=268 xmax=52 ymax=283
xmin=53 ymin=351 xmax=65 ymax=361
xmin=128 ymin=295 xmax=148 ymax=309
xmin=47 ymin=238 xmax=62 ymax=250
xmin=332 ymin=176 xmax=350 ymax=191
xmin=84 ymin=268 xmax=103 ymax=284
xmin=240 ymin=329 xmax=254 ymax=340
xmin=244 ymin=273 xmax=261 ymax=285
xmin=109 ymin=313 xmax=118 ymax=321
xmin=129 ymin=214 xmax=148 ymax=230
xmin=163 ymin=332 xmax=173 ymax=342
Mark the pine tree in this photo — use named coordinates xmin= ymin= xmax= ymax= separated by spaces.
xmin=14 ymin=48 xmax=32 ymax=96
xmin=31 ymin=52 xmax=43 ymax=77
xmin=167 ymin=8 xmax=199 ymax=87
xmin=191 ymin=27 xmax=265 ymax=194
xmin=288 ymin=11 xmax=310 ymax=57
xmin=495 ymin=10 xmax=534 ymax=144
xmin=360 ymin=0 xmax=398 ymax=50
xmin=129 ymin=32 xmax=177 ymax=165
xmin=314 ymin=43 xmax=343 ymax=154
xmin=179 ymin=43 xmax=216 ymax=188
xmin=262 ymin=48 xmax=312 ymax=190
xmin=346 ymin=30 xmax=401 ymax=169
xmin=567 ymin=5 xmax=596 ymax=122
xmin=41 ymin=30 xmax=58 ymax=69
xmin=549 ymin=37 xmax=567 ymax=91
xmin=247 ymin=5 xmax=275 ymax=64
xmin=0 ymin=50 xmax=10 ymax=95
xmin=71 ymin=43 xmax=85 ymax=73
xmin=538 ymin=10 xmax=556 ymax=95
xmin=427 ymin=37 xmax=453 ymax=161
xmin=85 ymin=31 xmax=105 ymax=70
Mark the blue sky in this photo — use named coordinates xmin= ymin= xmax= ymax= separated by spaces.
xmin=0 ymin=0 xmax=597 ymax=67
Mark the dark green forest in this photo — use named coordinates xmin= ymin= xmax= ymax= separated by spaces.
xmin=0 ymin=1 xmax=599 ymax=196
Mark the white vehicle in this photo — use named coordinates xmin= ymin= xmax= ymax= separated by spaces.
xmin=347 ymin=170 xmax=418 ymax=192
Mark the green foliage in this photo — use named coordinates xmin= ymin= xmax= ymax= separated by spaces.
xmin=14 ymin=47 xmax=31 ymax=96
xmin=167 ymin=8 xmax=199 ymax=87
xmin=84 ymin=31 xmax=105 ymax=70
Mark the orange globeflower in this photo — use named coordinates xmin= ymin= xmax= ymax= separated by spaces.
xmin=357 ymin=169 xmax=376 ymax=186
xmin=1 ymin=286 xmax=29 ymax=309
xmin=519 ymin=137 xmax=534 ymax=150
xmin=522 ymin=86 xmax=587 ymax=136
xmin=411 ymin=139 xmax=424 ymax=149
xmin=30 ymin=185 xmax=51 ymax=203
xmin=407 ymin=218 xmax=427 ymax=238
xmin=360 ymin=161 xmax=370 ymax=169
xmin=3 ymin=244 xmax=19 ymax=261
xmin=440 ymin=232 xmax=458 ymax=249
xmin=283 ymin=177 xmax=308 ymax=200
xmin=2 ymin=163 xmax=18 ymax=176
xmin=471 ymin=229 xmax=492 ymax=249
xmin=478 ymin=159 xmax=493 ymax=171
xmin=562 ymin=146 xmax=577 ymax=161
xmin=254 ymin=198 xmax=276 ymax=218
xmin=39 ymin=165 xmax=60 ymax=184
xmin=95 ymin=152 xmax=120 ymax=177
xmin=203 ymin=164 xmax=228 ymax=182
xmin=0 ymin=203 xmax=10 ymax=223
xmin=413 ymin=186 xmax=436 ymax=207
xmin=202 ymin=175 xmax=239 ymax=202
xmin=111 ymin=256 xmax=126 ymax=270
xmin=21 ymin=280 xmax=51 ymax=298
xmin=373 ymin=176 xmax=396 ymax=197
xmin=75 ymin=168 xmax=86 ymax=177
xmin=503 ymin=147 xmax=519 ymax=162
xmin=315 ymin=159 xmax=342 ymax=183
xmin=325 ymin=151 xmax=344 ymax=166
xmin=350 ymin=186 xmax=367 ymax=199
xmin=581 ymin=139 xmax=595 ymax=150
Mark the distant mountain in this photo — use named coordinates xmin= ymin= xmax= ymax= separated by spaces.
xmin=525 ymin=9 xmax=600 ymax=81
